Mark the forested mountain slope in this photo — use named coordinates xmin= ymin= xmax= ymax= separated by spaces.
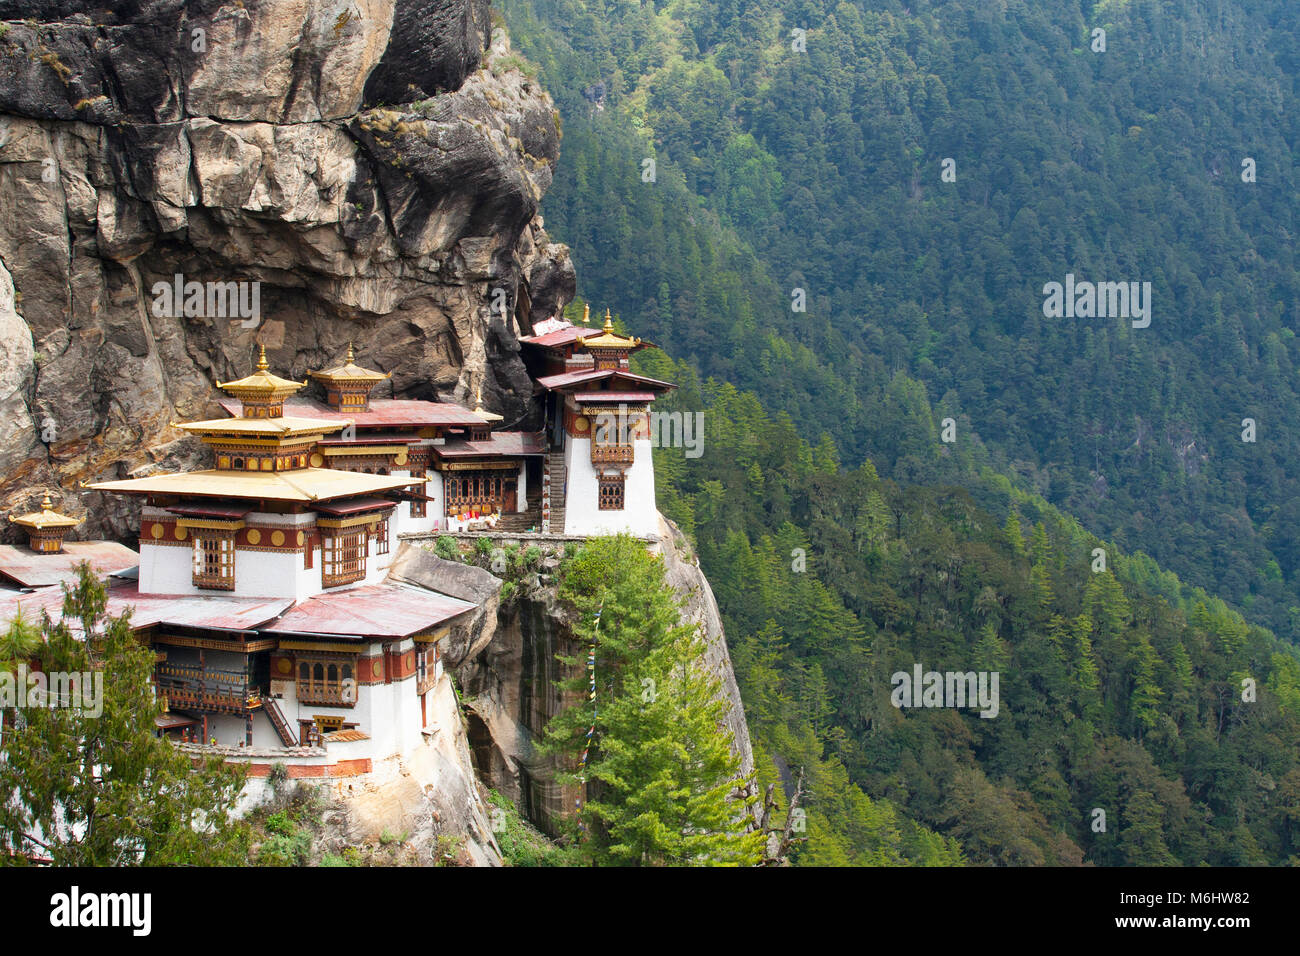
xmin=499 ymin=0 xmax=1300 ymax=863
xmin=502 ymin=0 xmax=1300 ymax=637
xmin=637 ymin=345 xmax=1300 ymax=865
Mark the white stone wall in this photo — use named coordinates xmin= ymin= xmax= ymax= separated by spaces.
xmin=563 ymin=437 xmax=659 ymax=537
xmin=267 ymin=639 xmax=424 ymax=760
xmin=393 ymin=468 xmax=444 ymax=536
xmin=139 ymin=506 xmax=403 ymax=599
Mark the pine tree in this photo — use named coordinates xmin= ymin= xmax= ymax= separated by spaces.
xmin=542 ymin=536 xmax=761 ymax=865
xmin=1004 ymin=513 xmax=1026 ymax=556
xmin=0 ymin=563 xmax=249 ymax=864
xmin=1128 ymin=635 xmax=1164 ymax=738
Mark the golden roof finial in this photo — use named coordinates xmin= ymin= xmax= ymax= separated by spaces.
xmin=10 ymin=492 xmax=78 ymax=531
xmin=603 ymin=309 xmax=613 ymax=332
xmin=474 ymin=381 xmax=483 ymax=409
xmin=582 ymin=303 xmax=590 ymax=326
xmin=256 ymin=344 xmax=269 ymax=371
xmin=346 ymin=342 xmax=355 ymax=364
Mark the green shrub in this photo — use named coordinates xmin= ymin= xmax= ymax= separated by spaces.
xmin=434 ymin=535 xmax=461 ymax=561
xmin=256 ymin=830 xmax=311 ymax=866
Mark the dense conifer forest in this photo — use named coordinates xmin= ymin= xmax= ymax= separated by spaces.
xmin=500 ymin=0 xmax=1300 ymax=863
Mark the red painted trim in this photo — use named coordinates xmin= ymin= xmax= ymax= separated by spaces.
xmin=244 ymin=758 xmax=373 ymax=779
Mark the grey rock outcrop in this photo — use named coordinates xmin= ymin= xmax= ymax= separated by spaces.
xmin=407 ymin=518 xmax=758 ymax=838
xmin=0 ymin=1 xmax=574 ymax=539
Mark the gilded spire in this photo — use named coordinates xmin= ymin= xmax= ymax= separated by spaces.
xmin=216 ymin=347 xmax=308 ymax=417
xmin=307 ymin=344 xmax=389 ymax=412
xmin=472 ymin=378 xmax=503 ymax=422
xmin=582 ymin=303 xmax=590 ymax=325
xmin=603 ymin=309 xmax=613 ymax=332
xmin=10 ymin=491 xmax=79 ymax=551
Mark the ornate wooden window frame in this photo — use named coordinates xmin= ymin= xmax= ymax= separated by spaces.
xmin=182 ymin=519 xmax=242 ymax=590
xmin=597 ymin=473 xmax=626 ymax=511
xmin=410 ymin=468 xmax=428 ymax=517
xmin=295 ymin=654 xmax=358 ymax=707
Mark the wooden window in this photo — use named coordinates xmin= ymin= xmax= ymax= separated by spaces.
xmin=416 ymin=647 xmax=438 ymax=696
xmin=321 ymin=529 xmax=367 ymax=587
xmin=597 ymin=474 xmax=626 ymax=511
xmin=410 ymin=468 xmax=427 ymax=518
xmin=372 ymin=517 xmax=390 ymax=555
xmin=192 ymin=533 xmax=235 ymax=590
xmin=296 ymin=658 xmax=356 ymax=706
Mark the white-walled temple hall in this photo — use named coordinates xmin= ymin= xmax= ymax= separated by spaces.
xmin=520 ymin=307 xmax=674 ymax=536
xmin=0 ymin=307 xmax=676 ymax=781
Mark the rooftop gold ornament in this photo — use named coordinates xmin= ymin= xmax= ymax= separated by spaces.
xmin=472 ymin=382 xmax=504 ymax=423
xmin=576 ymin=308 xmax=642 ymax=351
xmin=309 ymin=343 xmax=391 ymax=412
xmin=217 ymin=345 xmax=308 ymax=418
xmin=10 ymin=492 xmax=80 ymax=553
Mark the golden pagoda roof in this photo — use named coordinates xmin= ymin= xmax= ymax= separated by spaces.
xmin=472 ymin=383 xmax=503 ymax=423
xmin=176 ymin=416 xmax=346 ymax=439
xmin=216 ymin=346 xmax=307 ymax=398
xmin=9 ymin=494 xmax=80 ymax=531
xmin=87 ymin=468 xmax=424 ymax=504
xmin=309 ymin=344 xmax=391 ymax=385
xmin=576 ymin=309 xmax=642 ymax=350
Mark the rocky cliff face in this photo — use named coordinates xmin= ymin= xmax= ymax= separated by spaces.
xmin=0 ymin=0 xmax=574 ymax=537
xmin=0 ymin=2 xmax=757 ymax=863
xmin=387 ymin=515 xmax=757 ymax=840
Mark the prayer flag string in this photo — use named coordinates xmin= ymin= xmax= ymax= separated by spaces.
xmin=575 ymin=599 xmax=604 ymax=829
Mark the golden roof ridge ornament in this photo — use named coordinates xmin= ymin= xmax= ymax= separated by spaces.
xmin=216 ymin=346 xmax=309 ymax=391
xmin=472 ymin=380 xmax=503 ymax=423
xmin=10 ymin=491 xmax=80 ymax=532
xmin=215 ymin=345 xmax=308 ymax=419
xmin=309 ymin=344 xmax=391 ymax=383
xmin=576 ymin=307 xmax=642 ymax=350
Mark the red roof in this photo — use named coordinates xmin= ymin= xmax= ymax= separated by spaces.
xmin=536 ymin=369 xmax=675 ymax=392
xmin=219 ymin=397 xmax=487 ymax=428
xmin=519 ymin=325 xmax=588 ymax=350
xmin=435 ymin=432 xmax=546 ymax=459
xmin=520 ymin=322 xmax=657 ymax=352
xmin=0 ymin=541 xmax=140 ymax=590
xmin=0 ymin=580 xmax=292 ymax=636
xmin=260 ymin=583 xmax=475 ymax=640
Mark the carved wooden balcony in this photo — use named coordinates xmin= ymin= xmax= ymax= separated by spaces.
xmin=591 ymin=443 xmax=634 ymax=465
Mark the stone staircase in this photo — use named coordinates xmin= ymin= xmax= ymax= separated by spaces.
xmin=544 ymin=452 xmax=566 ymax=533
xmin=496 ymin=486 xmax=543 ymax=533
